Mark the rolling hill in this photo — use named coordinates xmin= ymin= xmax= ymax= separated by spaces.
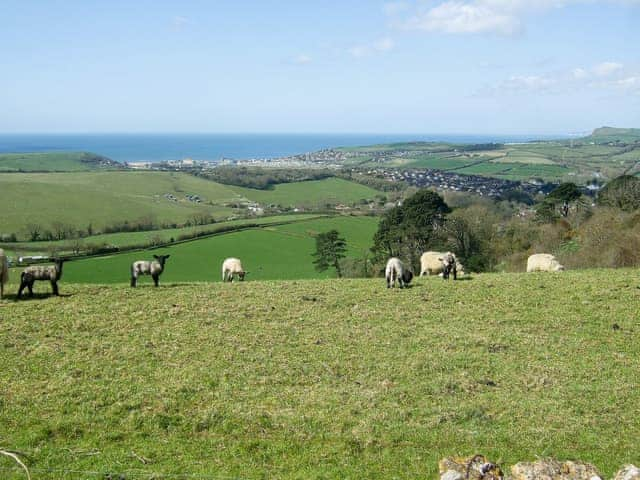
xmin=0 ymin=172 xmax=382 ymax=240
xmin=0 ymin=151 xmax=123 ymax=172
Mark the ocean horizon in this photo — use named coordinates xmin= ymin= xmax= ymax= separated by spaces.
xmin=0 ymin=132 xmax=570 ymax=163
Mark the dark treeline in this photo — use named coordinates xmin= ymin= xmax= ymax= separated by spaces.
xmin=193 ymin=166 xmax=406 ymax=192
xmin=193 ymin=167 xmax=334 ymax=190
xmin=5 ymin=213 xmax=218 ymax=243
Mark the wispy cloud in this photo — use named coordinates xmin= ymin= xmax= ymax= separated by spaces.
xmin=401 ymin=1 xmax=640 ymax=36
xmin=348 ymin=37 xmax=395 ymax=58
xmin=592 ymin=61 xmax=623 ymax=77
xmin=479 ymin=61 xmax=639 ymax=95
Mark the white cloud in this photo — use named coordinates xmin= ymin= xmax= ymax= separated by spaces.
xmin=480 ymin=61 xmax=639 ymax=96
xmin=406 ymin=1 xmax=523 ymax=35
xmin=500 ymin=74 xmax=557 ymax=92
xmin=402 ymin=1 xmax=639 ymax=36
xmin=592 ymin=61 xmax=623 ymax=77
xmin=348 ymin=37 xmax=395 ymax=58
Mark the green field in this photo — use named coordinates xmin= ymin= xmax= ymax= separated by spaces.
xmin=456 ymin=162 xmax=571 ymax=181
xmin=0 ymin=151 xmax=122 ymax=172
xmin=0 ymin=171 xmax=241 ymax=236
xmin=58 ymin=216 xmax=379 ymax=283
xmin=228 ymin=178 xmax=380 ymax=207
xmin=1 ymin=214 xmax=323 ymax=255
xmin=0 ymin=172 xmax=381 ymax=239
xmin=330 ymin=130 xmax=640 ymax=182
xmin=1 ymin=270 xmax=639 ymax=479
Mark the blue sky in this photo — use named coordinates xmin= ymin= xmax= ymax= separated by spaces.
xmin=1 ymin=0 xmax=639 ymax=134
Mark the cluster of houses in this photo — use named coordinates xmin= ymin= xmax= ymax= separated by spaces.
xmin=357 ymin=168 xmax=556 ymax=198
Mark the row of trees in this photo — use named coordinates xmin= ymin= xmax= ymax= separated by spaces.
xmin=3 ymin=213 xmax=219 ymax=243
xmin=196 ymin=167 xmax=334 ymax=190
xmin=314 ymin=174 xmax=640 ymax=277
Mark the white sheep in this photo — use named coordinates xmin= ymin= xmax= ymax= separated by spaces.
xmin=526 ymin=253 xmax=565 ymax=273
xmin=420 ymin=251 xmax=459 ymax=279
xmin=385 ymin=257 xmax=413 ymax=288
xmin=17 ymin=258 xmax=65 ymax=298
xmin=0 ymin=249 xmax=8 ymax=299
xmin=131 ymin=254 xmax=170 ymax=287
xmin=222 ymin=257 xmax=247 ymax=282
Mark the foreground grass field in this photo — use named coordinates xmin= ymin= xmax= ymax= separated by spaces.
xmin=1 ymin=270 xmax=639 ymax=479
xmin=60 ymin=215 xmax=379 ymax=283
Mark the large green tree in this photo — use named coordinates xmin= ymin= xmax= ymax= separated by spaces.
xmin=536 ymin=182 xmax=583 ymax=221
xmin=312 ymin=230 xmax=347 ymax=277
xmin=597 ymin=175 xmax=640 ymax=212
xmin=372 ymin=189 xmax=450 ymax=271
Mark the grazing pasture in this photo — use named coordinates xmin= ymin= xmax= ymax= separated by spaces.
xmin=2 ymin=214 xmax=322 ymax=255
xmin=60 ymin=216 xmax=379 ymax=283
xmin=1 ymin=270 xmax=639 ymax=479
xmin=227 ymin=177 xmax=381 ymax=207
xmin=0 ymin=151 xmax=122 ymax=172
xmin=0 ymin=171 xmax=240 ymax=235
xmin=0 ymin=172 xmax=383 ymax=239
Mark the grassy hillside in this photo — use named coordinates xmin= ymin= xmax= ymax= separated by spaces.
xmin=0 ymin=151 xmax=122 ymax=172
xmin=0 ymin=173 xmax=382 ymax=239
xmin=60 ymin=216 xmax=379 ymax=283
xmin=228 ymin=177 xmax=381 ymax=207
xmin=335 ymin=137 xmax=640 ymax=182
xmin=586 ymin=126 xmax=640 ymax=143
xmin=0 ymin=171 xmax=242 ymax=236
xmin=1 ymin=270 xmax=639 ymax=479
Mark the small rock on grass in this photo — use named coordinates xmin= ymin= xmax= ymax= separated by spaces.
xmin=439 ymin=455 xmax=503 ymax=480
xmin=511 ymin=460 xmax=602 ymax=480
xmin=614 ymin=465 xmax=640 ymax=480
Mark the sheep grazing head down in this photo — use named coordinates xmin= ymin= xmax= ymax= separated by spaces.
xmin=439 ymin=252 xmax=457 ymax=280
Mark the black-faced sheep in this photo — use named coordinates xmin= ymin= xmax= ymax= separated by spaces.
xmin=222 ymin=257 xmax=247 ymax=282
xmin=131 ymin=254 xmax=170 ymax=287
xmin=385 ymin=257 xmax=413 ymax=288
xmin=0 ymin=249 xmax=8 ymax=299
xmin=526 ymin=253 xmax=565 ymax=272
xmin=440 ymin=252 xmax=457 ymax=280
xmin=17 ymin=258 xmax=65 ymax=298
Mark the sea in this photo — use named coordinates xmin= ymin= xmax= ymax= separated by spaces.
xmin=0 ymin=133 xmax=566 ymax=164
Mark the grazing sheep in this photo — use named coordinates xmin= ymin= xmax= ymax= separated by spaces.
xmin=440 ymin=252 xmax=457 ymax=280
xmin=131 ymin=254 xmax=170 ymax=287
xmin=526 ymin=253 xmax=565 ymax=273
xmin=385 ymin=257 xmax=413 ymax=288
xmin=222 ymin=257 xmax=247 ymax=282
xmin=0 ymin=249 xmax=8 ymax=299
xmin=17 ymin=258 xmax=65 ymax=298
xmin=420 ymin=251 xmax=458 ymax=280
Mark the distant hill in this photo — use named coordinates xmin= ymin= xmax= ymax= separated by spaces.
xmin=0 ymin=151 xmax=124 ymax=172
xmin=584 ymin=127 xmax=640 ymax=143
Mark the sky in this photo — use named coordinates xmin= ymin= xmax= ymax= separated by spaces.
xmin=1 ymin=0 xmax=639 ymax=134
